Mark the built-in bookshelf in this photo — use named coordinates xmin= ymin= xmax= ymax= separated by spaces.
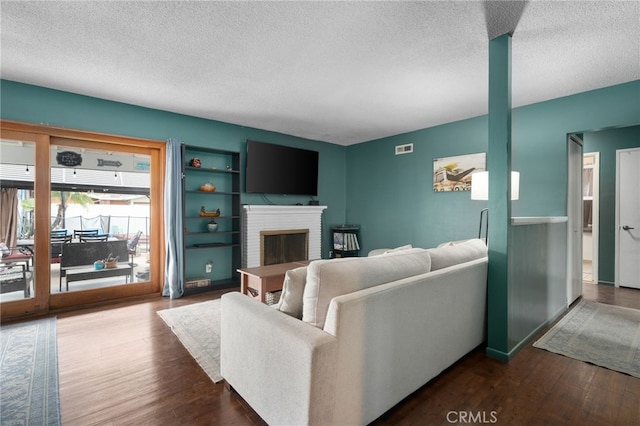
xmin=182 ymin=144 xmax=241 ymax=293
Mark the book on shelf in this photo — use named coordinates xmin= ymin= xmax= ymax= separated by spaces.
xmin=334 ymin=232 xmax=359 ymax=251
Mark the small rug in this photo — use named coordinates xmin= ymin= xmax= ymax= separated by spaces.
xmin=533 ymin=300 xmax=640 ymax=378
xmin=0 ymin=317 xmax=61 ymax=425
xmin=157 ymin=299 xmax=222 ymax=383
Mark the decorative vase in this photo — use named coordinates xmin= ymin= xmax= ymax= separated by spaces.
xmin=94 ymin=261 xmax=104 ymax=270
xmin=207 ymin=222 xmax=219 ymax=233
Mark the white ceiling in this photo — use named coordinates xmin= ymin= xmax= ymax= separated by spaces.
xmin=1 ymin=1 xmax=638 ymax=146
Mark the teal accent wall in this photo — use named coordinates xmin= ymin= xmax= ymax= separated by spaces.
xmin=347 ymin=80 xmax=639 ymax=360
xmin=511 ymin=81 xmax=640 ymax=218
xmin=346 ymin=116 xmax=488 ymax=253
xmin=0 ymin=80 xmax=348 ymax=258
xmin=347 ymin=82 xmax=639 ymax=255
xmin=583 ymin=125 xmax=640 ymax=285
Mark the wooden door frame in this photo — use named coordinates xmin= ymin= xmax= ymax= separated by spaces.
xmin=0 ymin=120 xmax=166 ymax=319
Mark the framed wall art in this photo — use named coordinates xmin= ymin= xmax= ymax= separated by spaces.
xmin=433 ymin=152 xmax=486 ymax=192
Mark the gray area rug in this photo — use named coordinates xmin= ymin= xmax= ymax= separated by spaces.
xmin=0 ymin=316 xmax=61 ymax=425
xmin=157 ymin=299 xmax=222 ymax=383
xmin=534 ymin=300 xmax=640 ymax=378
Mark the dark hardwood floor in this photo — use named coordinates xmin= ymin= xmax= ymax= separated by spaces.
xmin=53 ymin=283 xmax=640 ymax=425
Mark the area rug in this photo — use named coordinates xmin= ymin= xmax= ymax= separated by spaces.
xmin=533 ymin=300 xmax=640 ymax=378
xmin=157 ymin=299 xmax=222 ymax=383
xmin=0 ymin=317 xmax=61 ymax=425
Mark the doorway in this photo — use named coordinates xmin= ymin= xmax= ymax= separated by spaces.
xmin=582 ymin=153 xmax=599 ymax=284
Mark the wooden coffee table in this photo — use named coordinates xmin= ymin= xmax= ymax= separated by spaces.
xmin=237 ymin=260 xmax=312 ymax=303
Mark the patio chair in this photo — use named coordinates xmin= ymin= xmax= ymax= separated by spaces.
xmin=51 ymin=235 xmax=71 ymax=263
xmin=127 ymin=230 xmax=143 ymax=265
xmin=79 ymin=234 xmax=109 ymax=242
xmin=73 ymin=229 xmax=99 ymax=239
xmin=0 ymin=244 xmax=33 ymax=272
xmin=51 ymin=229 xmax=68 ymax=237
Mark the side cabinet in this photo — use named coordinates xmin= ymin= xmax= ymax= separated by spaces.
xmin=331 ymin=225 xmax=360 ymax=258
xmin=182 ymin=144 xmax=241 ymax=293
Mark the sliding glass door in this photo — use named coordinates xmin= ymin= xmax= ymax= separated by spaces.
xmin=1 ymin=122 xmax=165 ymax=317
xmin=0 ymin=137 xmax=37 ymax=303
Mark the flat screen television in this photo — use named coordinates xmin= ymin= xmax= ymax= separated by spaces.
xmin=245 ymin=140 xmax=319 ymax=196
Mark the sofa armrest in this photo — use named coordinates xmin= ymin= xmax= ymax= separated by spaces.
xmin=220 ymin=292 xmax=338 ymax=425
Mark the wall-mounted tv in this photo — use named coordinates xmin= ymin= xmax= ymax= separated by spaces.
xmin=245 ymin=140 xmax=319 ymax=196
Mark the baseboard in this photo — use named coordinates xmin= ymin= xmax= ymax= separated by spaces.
xmin=485 ymin=304 xmax=568 ymax=362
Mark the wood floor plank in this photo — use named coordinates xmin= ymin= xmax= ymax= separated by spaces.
xmin=48 ymin=284 xmax=640 ymax=425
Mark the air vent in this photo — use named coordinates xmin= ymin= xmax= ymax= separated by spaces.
xmin=395 ymin=143 xmax=413 ymax=155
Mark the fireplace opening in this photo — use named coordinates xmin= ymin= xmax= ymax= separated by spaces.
xmin=261 ymin=229 xmax=309 ymax=266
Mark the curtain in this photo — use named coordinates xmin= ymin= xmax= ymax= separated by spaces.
xmin=163 ymin=139 xmax=184 ymax=298
xmin=0 ymin=188 xmax=19 ymax=247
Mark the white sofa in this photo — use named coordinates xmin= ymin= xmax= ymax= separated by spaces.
xmin=220 ymin=239 xmax=488 ymax=425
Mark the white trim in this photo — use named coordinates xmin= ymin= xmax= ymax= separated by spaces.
xmin=511 ymin=216 xmax=567 ymax=225
xmin=584 ymin=152 xmax=599 ymax=284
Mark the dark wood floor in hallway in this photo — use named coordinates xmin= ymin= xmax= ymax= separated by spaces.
xmin=55 ymin=283 xmax=640 ymax=425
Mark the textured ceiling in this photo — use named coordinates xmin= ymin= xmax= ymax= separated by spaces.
xmin=1 ymin=1 xmax=638 ymax=145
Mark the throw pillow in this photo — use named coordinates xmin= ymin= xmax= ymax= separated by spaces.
xmin=277 ymin=266 xmax=308 ymax=319
xmin=302 ymin=249 xmax=431 ymax=329
xmin=427 ymin=238 xmax=487 ymax=271
xmin=368 ymin=244 xmax=413 ymax=257
xmin=383 ymin=244 xmax=413 ymax=254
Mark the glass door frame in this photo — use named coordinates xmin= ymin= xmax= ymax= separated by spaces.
xmin=1 ymin=120 xmax=166 ymax=318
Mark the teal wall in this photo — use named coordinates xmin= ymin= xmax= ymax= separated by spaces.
xmin=346 ymin=80 xmax=639 ymax=360
xmin=346 ymin=81 xmax=640 ymax=255
xmin=346 ymin=116 xmax=488 ymax=253
xmin=511 ymin=82 xmax=640 ymax=219
xmin=583 ymin=125 xmax=640 ymax=285
xmin=3 ymin=77 xmax=640 ymax=359
xmin=0 ymin=79 xmax=348 ymax=258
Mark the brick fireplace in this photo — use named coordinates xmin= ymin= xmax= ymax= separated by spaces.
xmin=241 ymin=205 xmax=327 ymax=267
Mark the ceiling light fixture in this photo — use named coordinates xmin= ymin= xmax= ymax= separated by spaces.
xmin=25 ymin=164 xmax=30 ymax=174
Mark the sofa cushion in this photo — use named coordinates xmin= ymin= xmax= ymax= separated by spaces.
xmin=276 ymin=266 xmax=307 ymax=319
xmin=426 ymin=238 xmax=487 ymax=271
xmin=302 ymin=249 xmax=431 ymax=328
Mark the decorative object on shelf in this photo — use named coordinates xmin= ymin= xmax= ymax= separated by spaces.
xmin=189 ymin=157 xmax=202 ymax=168
xmin=199 ymin=182 xmax=216 ymax=192
xmin=199 ymin=207 xmax=221 ymax=218
xmin=93 ymin=260 xmax=104 ymax=270
xmin=207 ymin=220 xmax=219 ymax=233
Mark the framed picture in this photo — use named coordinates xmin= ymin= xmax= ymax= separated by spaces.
xmin=433 ymin=152 xmax=486 ymax=192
